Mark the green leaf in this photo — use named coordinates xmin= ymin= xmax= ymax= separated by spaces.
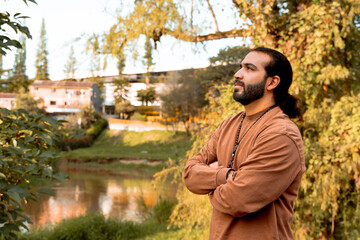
xmin=4 ymin=223 xmax=19 ymax=232
xmin=0 ymin=173 xmax=6 ymax=179
xmin=52 ymin=172 xmax=67 ymax=184
xmin=6 ymin=191 xmax=21 ymax=206
xmin=36 ymin=188 xmax=54 ymax=196
xmin=17 ymin=211 xmax=32 ymax=224
xmin=18 ymin=130 xmax=33 ymax=136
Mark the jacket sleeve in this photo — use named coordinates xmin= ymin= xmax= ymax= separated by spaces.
xmin=209 ymin=134 xmax=302 ymax=217
xmin=184 ymin=121 xmax=232 ymax=195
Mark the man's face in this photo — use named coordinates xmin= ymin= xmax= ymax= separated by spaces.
xmin=232 ymin=51 xmax=271 ymax=105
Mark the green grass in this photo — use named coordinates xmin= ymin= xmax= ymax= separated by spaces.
xmin=61 ymin=130 xmax=192 ymax=161
xmin=17 ymin=213 xmax=208 ymax=240
xmin=63 ymin=161 xmax=166 ymax=178
xmin=18 ymin=214 xmax=169 ymax=240
xmin=16 ymin=198 xmax=205 ymax=240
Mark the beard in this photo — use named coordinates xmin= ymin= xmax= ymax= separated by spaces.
xmin=232 ymin=76 xmax=267 ymax=105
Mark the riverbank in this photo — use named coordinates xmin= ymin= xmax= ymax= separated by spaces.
xmin=18 ymin=213 xmax=208 ymax=240
xmin=59 ymin=129 xmax=193 ymax=177
xmin=16 ymin=129 xmax=197 ymax=239
xmin=61 ymin=129 xmax=192 ymax=161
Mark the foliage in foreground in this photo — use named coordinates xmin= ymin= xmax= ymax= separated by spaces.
xmin=17 ymin=198 xmax=177 ymax=240
xmin=17 ymin=214 xmax=166 ymax=240
xmin=152 ymin=1 xmax=360 ymax=239
xmin=0 ymin=109 xmax=66 ymax=239
xmin=0 ymin=0 xmax=36 ymax=56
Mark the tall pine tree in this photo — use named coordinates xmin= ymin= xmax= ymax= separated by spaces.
xmin=63 ymin=46 xmax=77 ymax=80
xmin=0 ymin=54 xmax=3 ymax=80
xmin=7 ymin=34 xmax=31 ymax=92
xmin=34 ymin=18 xmax=49 ymax=80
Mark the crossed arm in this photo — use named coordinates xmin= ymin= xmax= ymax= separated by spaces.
xmin=184 ymin=132 xmax=301 ymax=217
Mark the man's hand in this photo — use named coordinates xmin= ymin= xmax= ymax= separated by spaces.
xmin=209 ymin=161 xmax=221 ymax=169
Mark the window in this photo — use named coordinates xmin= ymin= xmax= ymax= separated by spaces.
xmin=34 ymin=87 xmax=38 ymax=91
xmin=66 ymin=89 xmax=74 ymax=95
xmin=51 ymin=88 xmax=56 ymax=93
xmin=50 ymin=101 xmax=56 ymax=105
xmin=64 ymin=101 xmax=70 ymax=106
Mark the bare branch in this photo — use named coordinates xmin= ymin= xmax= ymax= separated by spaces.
xmin=232 ymin=0 xmax=240 ymax=9
xmin=206 ymin=0 xmax=219 ymax=32
xmin=163 ymin=28 xmax=251 ymax=42
xmin=191 ymin=0 xmax=194 ymax=34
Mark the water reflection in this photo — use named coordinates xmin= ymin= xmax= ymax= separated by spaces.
xmin=23 ymin=171 xmax=176 ymax=229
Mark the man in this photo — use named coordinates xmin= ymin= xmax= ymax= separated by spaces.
xmin=184 ymin=47 xmax=305 ymax=239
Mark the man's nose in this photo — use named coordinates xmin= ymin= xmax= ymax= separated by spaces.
xmin=234 ymin=68 xmax=243 ymax=79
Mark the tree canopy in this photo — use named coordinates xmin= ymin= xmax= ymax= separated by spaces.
xmin=146 ymin=0 xmax=360 ymax=238
xmin=34 ymin=18 xmax=49 ymax=80
xmin=0 ymin=0 xmax=36 ymax=55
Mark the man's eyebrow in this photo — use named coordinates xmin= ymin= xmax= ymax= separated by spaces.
xmin=240 ymin=62 xmax=258 ymax=69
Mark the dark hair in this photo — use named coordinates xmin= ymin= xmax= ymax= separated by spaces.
xmin=251 ymin=47 xmax=301 ymax=119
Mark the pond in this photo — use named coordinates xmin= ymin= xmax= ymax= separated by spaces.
xmin=23 ymin=169 xmax=177 ymax=229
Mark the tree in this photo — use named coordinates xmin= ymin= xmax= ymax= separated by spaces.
xmin=86 ymin=35 xmax=106 ymax=97
xmin=0 ymin=109 xmax=65 ymax=239
xmin=63 ymin=46 xmax=77 ymax=80
xmin=15 ymin=88 xmax=44 ymax=115
xmin=144 ymin=1 xmax=360 ymax=238
xmin=0 ymin=0 xmax=35 ymax=55
xmin=34 ymin=18 xmax=49 ymax=80
xmin=137 ymin=86 xmax=156 ymax=106
xmin=196 ymin=46 xmax=249 ymax=88
xmin=0 ymin=54 xmax=3 ymax=80
xmin=7 ymin=34 xmax=31 ymax=92
xmin=117 ymin=53 xmax=126 ymax=75
xmin=87 ymin=34 xmax=102 ymax=77
xmin=113 ymin=78 xmax=130 ymax=103
xmin=0 ymin=3 xmax=65 ymax=239
xmin=115 ymin=100 xmax=135 ymax=119
xmin=160 ymin=69 xmax=205 ymax=134
xmin=142 ymin=35 xmax=154 ymax=84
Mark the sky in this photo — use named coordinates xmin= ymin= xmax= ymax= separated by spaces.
xmin=2 ymin=0 xmax=244 ymax=80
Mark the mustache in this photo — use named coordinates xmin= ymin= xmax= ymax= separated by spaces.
xmin=234 ymin=79 xmax=245 ymax=87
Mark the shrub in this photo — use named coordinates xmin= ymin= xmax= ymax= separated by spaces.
xmin=86 ymin=118 xmax=108 ymax=139
xmin=136 ymin=106 xmax=153 ymax=115
xmin=0 ymin=108 xmax=66 ymax=240
xmin=56 ymin=118 xmax=108 ymax=151
xmin=17 ymin=213 xmax=169 ymax=240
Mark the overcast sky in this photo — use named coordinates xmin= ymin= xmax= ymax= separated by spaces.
xmin=2 ymin=0 xmax=243 ymax=80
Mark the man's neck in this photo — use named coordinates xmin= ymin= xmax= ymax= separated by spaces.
xmin=244 ymin=98 xmax=276 ymax=116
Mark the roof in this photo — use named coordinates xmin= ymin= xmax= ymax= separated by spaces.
xmin=30 ymin=80 xmax=95 ymax=88
xmin=0 ymin=93 xmax=17 ymax=99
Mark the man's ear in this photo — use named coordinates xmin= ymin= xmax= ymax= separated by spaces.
xmin=266 ymin=76 xmax=280 ymax=91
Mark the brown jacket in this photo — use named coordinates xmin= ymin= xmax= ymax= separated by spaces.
xmin=184 ymin=107 xmax=305 ymax=239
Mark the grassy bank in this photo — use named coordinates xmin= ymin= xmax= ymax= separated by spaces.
xmin=59 ymin=130 xmax=193 ymax=177
xmin=61 ymin=130 xmax=192 ymax=161
xmin=17 ymin=197 xmax=207 ymax=240
xmin=18 ymin=214 xmax=208 ymax=240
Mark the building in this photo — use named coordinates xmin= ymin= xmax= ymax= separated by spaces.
xmin=98 ymin=70 xmax=187 ymax=116
xmin=0 ymin=92 xmax=17 ymax=110
xmin=29 ymin=80 xmax=102 ymax=116
xmin=102 ymin=81 xmax=165 ymax=115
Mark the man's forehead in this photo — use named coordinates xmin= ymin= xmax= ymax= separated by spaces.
xmin=241 ymin=51 xmax=270 ymax=68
